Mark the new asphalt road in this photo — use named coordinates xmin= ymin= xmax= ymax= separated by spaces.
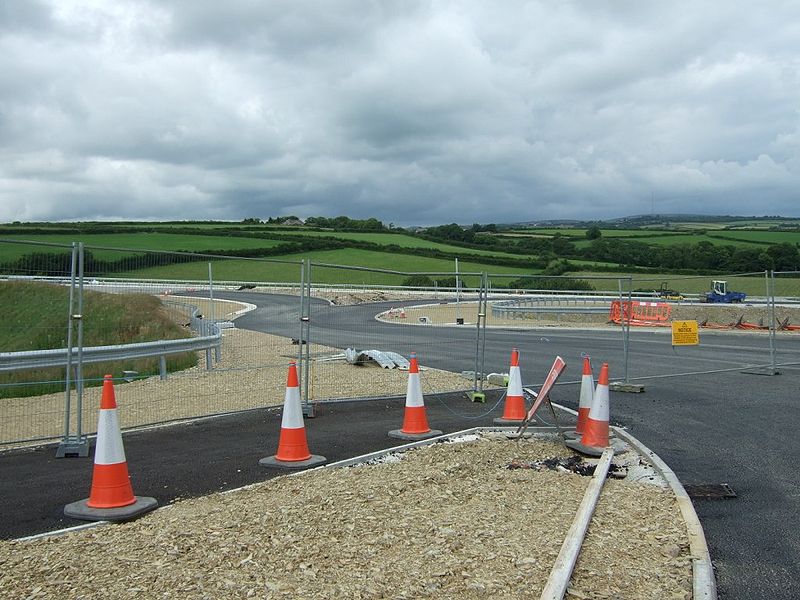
xmin=3 ymin=292 xmax=799 ymax=599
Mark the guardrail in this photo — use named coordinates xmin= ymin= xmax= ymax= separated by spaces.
xmin=492 ymin=295 xmax=620 ymax=319
xmin=0 ymin=330 xmax=222 ymax=377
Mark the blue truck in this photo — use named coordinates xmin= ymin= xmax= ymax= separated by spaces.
xmin=705 ymin=280 xmax=746 ymax=303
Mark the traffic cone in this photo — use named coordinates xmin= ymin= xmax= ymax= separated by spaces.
xmin=563 ymin=356 xmax=594 ymax=439
xmin=565 ymin=363 xmax=618 ymax=457
xmin=494 ymin=348 xmax=527 ymax=425
xmin=64 ymin=375 xmax=157 ymax=522
xmin=389 ymin=353 xmax=443 ymax=441
xmin=259 ymin=362 xmax=326 ymax=469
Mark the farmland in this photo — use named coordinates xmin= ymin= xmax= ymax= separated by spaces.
xmin=1 ymin=217 xmax=799 ymax=283
xmin=118 ymin=249 xmax=538 ymax=286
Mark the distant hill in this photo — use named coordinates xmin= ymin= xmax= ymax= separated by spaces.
xmin=502 ymin=214 xmax=800 ymax=230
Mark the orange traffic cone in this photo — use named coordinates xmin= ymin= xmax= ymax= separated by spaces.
xmin=260 ymin=362 xmax=326 ymax=469
xmin=564 ymin=356 xmax=594 ymax=439
xmin=565 ymin=363 xmax=618 ymax=457
xmin=494 ymin=348 xmax=528 ymax=425
xmin=389 ymin=353 xmax=443 ymax=441
xmin=64 ymin=375 xmax=157 ymax=522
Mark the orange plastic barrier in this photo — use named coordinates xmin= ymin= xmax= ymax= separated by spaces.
xmin=609 ymin=301 xmax=672 ymax=326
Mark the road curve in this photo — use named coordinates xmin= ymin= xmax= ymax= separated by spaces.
xmin=227 ymin=291 xmax=800 ymax=600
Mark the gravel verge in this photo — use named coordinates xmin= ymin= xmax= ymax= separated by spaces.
xmin=1 ymin=328 xmax=481 ymax=446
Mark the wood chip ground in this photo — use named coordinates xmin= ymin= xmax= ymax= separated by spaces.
xmin=0 ymin=435 xmax=692 ymax=599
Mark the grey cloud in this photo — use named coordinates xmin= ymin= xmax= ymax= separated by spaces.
xmin=1 ymin=1 xmax=800 ymax=225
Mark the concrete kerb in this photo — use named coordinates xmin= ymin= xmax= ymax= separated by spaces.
xmin=553 ymin=402 xmax=718 ymax=600
xmin=611 ymin=426 xmax=718 ymax=600
xmin=12 ymin=420 xmax=718 ymax=600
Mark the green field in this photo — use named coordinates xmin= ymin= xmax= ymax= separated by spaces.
xmin=0 ymin=230 xmax=536 ymax=263
xmin=118 ymin=249 xmax=540 ymax=286
xmin=708 ymin=231 xmax=800 ymax=244
xmin=0 ymin=233 xmax=284 ymax=261
xmin=2 ymin=220 xmax=798 ymax=283
xmin=506 ymin=228 xmax=690 ymax=239
xmin=263 ymin=229 xmax=539 ymax=260
xmin=567 ymin=271 xmax=770 ymax=296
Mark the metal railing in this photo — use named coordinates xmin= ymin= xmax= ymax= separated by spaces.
xmin=0 ymin=331 xmax=221 ymax=376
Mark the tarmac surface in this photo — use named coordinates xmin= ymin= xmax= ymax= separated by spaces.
xmin=3 ymin=292 xmax=800 ymax=600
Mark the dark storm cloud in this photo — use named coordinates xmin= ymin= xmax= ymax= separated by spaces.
xmin=1 ymin=1 xmax=799 ymax=224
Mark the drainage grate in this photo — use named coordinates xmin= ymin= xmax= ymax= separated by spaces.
xmin=684 ymin=483 xmax=737 ymax=499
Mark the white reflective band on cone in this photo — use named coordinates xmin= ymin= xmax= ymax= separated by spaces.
xmin=588 ymin=384 xmax=610 ymax=421
xmin=406 ymin=373 xmax=424 ymax=408
xmin=579 ymin=374 xmax=594 ymax=409
xmin=507 ymin=365 xmax=523 ymax=396
xmin=94 ymin=409 xmax=127 ymax=465
xmin=281 ymin=385 xmax=305 ymax=429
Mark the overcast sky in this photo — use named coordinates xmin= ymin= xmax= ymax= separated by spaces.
xmin=1 ymin=1 xmax=799 ymax=226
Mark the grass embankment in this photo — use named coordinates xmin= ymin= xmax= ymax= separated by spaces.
xmin=0 ymin=281 xmax=196 ymax=398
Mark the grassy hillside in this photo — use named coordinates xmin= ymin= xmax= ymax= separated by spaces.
xmin=0 ymin=281 xmax=196 ymax=398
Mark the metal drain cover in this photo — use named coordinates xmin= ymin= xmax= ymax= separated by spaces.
xmin=684 ymin=483 xmax=737 ymax=499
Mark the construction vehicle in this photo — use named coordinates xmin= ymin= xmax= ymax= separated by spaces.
xmin=656 ymin=282 xmax=684 ymax=301
xmin=705 ymin=280 xmax=746 ymax=303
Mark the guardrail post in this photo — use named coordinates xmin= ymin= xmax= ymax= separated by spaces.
xmin=160 ymin=355 xmax=168 ymax=379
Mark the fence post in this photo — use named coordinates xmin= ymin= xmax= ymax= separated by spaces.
xmin=207 ymin=261 xmax=216 ymax=325
xmin=298 ymin=260 xmax=314 ymax=417
xmin=469 ymin=273 xmax=489 ymax=402
xmin=768 ymin=270 xmax=778 ymax=375
xmin=56 ymin=242 xmax=89 ymax=458
xmin=619 ymin=277 xmax=632 ymax=384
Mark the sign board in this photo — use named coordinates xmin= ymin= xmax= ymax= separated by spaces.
xmin=522 ymin=356 xmax=566 ymax=423
xmin=671 ymin=320 xmax=699 ymax=346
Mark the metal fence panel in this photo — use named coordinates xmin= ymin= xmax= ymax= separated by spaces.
xmin=0 ymin=239 xmax=305 ymax=447
xmin=4 ymin=234 xmax=799 ymax=449
xmin=771 ymin=271 xmax=800 ymax=372
xmin=303 ymin=262 xmax=482 ymax=405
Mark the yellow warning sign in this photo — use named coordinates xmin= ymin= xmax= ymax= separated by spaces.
xmin=671 ymin=320 xmax=699 ymax=346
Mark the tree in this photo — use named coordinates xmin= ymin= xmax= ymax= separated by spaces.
xmin=767 ymin=242 xmax=800 ymax=271
xmin=586 ymin=225 xmax=602 ymax=240
xmin=402 ymin=275 xmax=435 ymax=287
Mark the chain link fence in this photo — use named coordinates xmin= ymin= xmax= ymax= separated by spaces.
xmin=2 ymin=237 xmax=799 ymax=452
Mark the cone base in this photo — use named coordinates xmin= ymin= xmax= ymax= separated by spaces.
xmin=64 ymin=496 xmax=158 ymax=523
xmin=565 ymin=438 xmax=626 ymax=457
xmin=388 ymin=428 xmax=443 ymax=441
xmin=259 ymin=454 xmax=327 ymax=470
xmin=493 ymin=416 xmax=531 ymax=426
xmin=562 ymin=428 xmax=617 ymax=440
